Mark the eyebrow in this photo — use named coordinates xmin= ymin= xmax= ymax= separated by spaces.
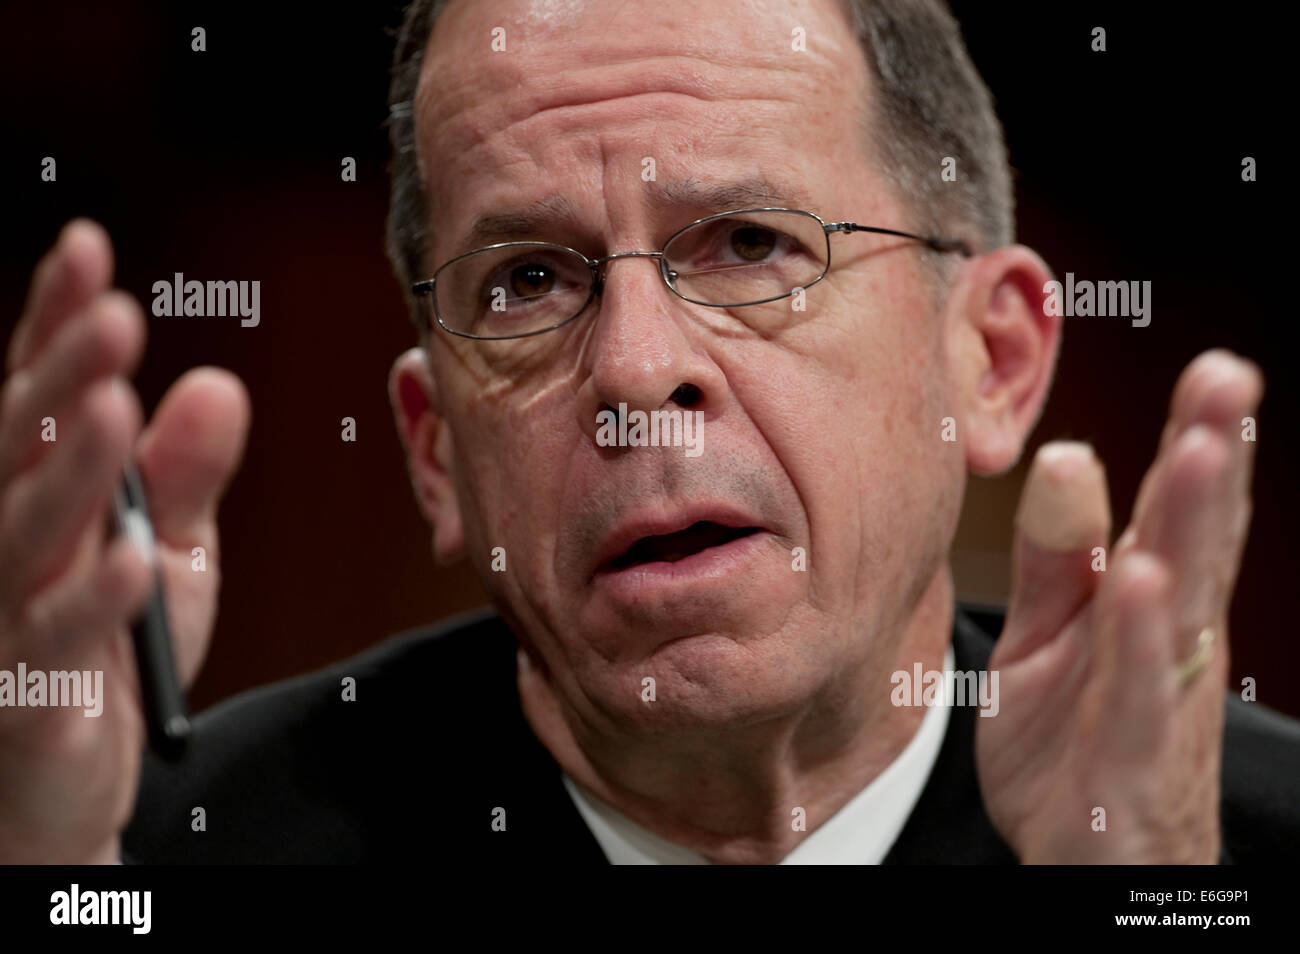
xmin=655 ymin=176 xmax=815 ymax=215
xmin=462 ymin=195 xmax=580 ymax=248
xmin=457 ymin=175 xmax=816 ymax=251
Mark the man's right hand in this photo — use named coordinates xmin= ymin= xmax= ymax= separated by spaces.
xmin=0 ymin=220 xmax=250 ymax=863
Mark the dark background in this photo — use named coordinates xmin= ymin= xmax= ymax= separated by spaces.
xmin=1 ymin=1 xmax=1293 ymax=716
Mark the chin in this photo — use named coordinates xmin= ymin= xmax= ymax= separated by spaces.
xmin=582 ymin=629 xmax=827 ymax=733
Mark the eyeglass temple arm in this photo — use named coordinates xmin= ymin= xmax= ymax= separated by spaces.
xmin=825 ymin=222 xmax=973 ymax=258
xmin=408 ymin=279 xmax=435 ymax=330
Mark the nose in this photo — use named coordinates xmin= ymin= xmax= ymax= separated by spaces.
xmin=575 ymin=252 xmax=724 ymax=445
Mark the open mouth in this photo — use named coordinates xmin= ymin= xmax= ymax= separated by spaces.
xmin=608 ymin=521 xmax=762 ymax=570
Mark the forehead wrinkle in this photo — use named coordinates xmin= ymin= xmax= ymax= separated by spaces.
xmin=453 ymin=171 xmax=819 ymax=260
xmin=416 ymin=25 xmax=851 ymax=183
xmin=417 ymin=0 xmax=867 ymax=145
xmin=504 ymin=52 xmax=812 ymax=129
xmin=416 ymin=1 xmax=871 ymax=266
xmin=431 ymin=94 xmax=827 ymax=249
xmin=429 ymin=67 xmax=815 ymax=180
xmin=427 ymin=119 xmax=842 ymax=267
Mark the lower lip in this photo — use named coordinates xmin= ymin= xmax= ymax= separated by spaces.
xmin=593 ymin=530 xmax=771 ymax=602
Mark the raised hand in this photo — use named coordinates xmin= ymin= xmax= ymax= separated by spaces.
xmin=0 ymin=220 xmax=250 ymax=863
xmin=976 ymin=349 xmax=1263 ymax=863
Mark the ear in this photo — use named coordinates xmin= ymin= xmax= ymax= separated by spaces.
xmin=388 ymin=347 xmax=466 ymax=564
xmin=944 ymin=244 xmax=1061 ymax=476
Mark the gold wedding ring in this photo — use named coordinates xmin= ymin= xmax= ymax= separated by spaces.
xmin=1176 ymin=626 xmax=1216 ymax=688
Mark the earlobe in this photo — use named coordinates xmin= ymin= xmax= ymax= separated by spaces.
xmin=388 ymin=348 xmax=466 ymax=563
xmin=952 ymin=245 xmax=1061 ymax=477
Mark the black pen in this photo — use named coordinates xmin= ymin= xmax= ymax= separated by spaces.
xmin=113 ymin=461 xmax=190 ymax=761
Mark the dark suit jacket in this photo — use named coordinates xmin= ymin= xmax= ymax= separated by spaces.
xmin=122 ymin=606 xmax=1300 ymax=863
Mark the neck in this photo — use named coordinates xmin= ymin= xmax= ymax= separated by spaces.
xmin=518 ymin=568 xmax=955 ymax=864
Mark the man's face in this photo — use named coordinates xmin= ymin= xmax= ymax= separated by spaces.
xmin=412 ymin=0 xmax=967 ymax=730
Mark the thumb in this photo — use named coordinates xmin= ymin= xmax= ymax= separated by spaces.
xmin=999 ymin=442 xmax=1112 ymax=664
xmin=134 ymin=367 xmax=251 ymax=543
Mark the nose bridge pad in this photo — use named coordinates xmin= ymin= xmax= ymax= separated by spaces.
xmin=659 ymin=256 xmax=677 ymax=287
xmin=592 ymin=253 xmax=670 ymax=302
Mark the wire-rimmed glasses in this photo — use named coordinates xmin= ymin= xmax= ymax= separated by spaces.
xmin=411 ymin=207 xmax=973 ymax=340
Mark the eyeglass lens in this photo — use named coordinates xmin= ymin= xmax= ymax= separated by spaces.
xmin=433 ymin=210 xmax=830 ymax=338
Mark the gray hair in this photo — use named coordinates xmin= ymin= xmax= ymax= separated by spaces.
xmin=384 ymin=0 xmax=1014 ymax=332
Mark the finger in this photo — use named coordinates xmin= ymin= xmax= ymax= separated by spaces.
xmin=0 ymin=377 xmax=142 ymax=610
xmin=1135 ymin=425 xmax=1240 ymax=667
xmin=135 ymin=367 xmax=251 ymax=545
xmin=0 ymin=291 xmax=146 ymax=488
xmin=1134 ymin=350 xmax=1262 ymax=532
xmin=1166 ymin=349 xmax=1262 ymax=443
xmin=999 ymin=442 xmax=1111 ymax=664
xmin=1133 ymin=359 xmax=1262 ymax=658
xmin=7 ymin=220 xmax=114 ymax=375
xmin=1094 ymin=551 xmax=1176 ymax=763
xmin=15 ymin=536 xmax=152 ymax=676
xmin=149 ymin=544 xmax=211 ymax=689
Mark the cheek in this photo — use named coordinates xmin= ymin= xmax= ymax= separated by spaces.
xmin=862 ymin=308 xmax=964 ymax=598
xmin=758 ymin=276 xmax=954 ymax=592
xmin=449 ymin=379 xmax=573 ymax=577
xmin=865 ymin=294 xmax=957 ymax=501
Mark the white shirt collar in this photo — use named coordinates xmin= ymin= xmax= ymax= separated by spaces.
xmin=563 ymin=644 xmax=954 ymax=864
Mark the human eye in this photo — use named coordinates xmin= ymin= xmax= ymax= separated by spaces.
xmin=479 ymin=254 xmax=578 ymax=307
xmin=670 ymin=214 xmax=814 ymax=276
xmin=464 ymin=247 xmax=589 ymax=335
